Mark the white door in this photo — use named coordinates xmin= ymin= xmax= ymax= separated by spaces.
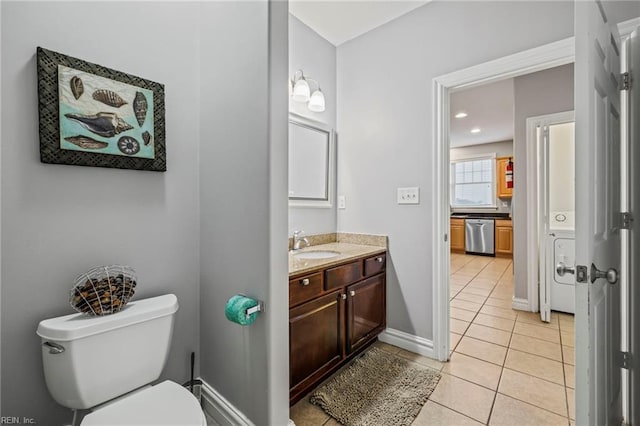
xmin=535 ymin=115 xmax=575 ymax=322
xmin=623 ymin=24 xmax=640 ymax=426
xmin=575 ymin=1 xmax=623 ymax=424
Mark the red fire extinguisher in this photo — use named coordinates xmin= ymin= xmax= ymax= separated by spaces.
xmin=506 ymin=158 xmax=514 ymax=189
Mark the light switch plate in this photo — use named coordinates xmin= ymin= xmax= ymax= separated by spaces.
xmin=338 ymin=195 xmax=346 ymax=209
xmin=397 ymin=187 xmax=420 ymax=204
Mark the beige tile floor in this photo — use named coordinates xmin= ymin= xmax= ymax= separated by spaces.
xmin=290 ymin=254 xmax=576 ymax=425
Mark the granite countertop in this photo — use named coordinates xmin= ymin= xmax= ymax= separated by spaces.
xmin=289 ymin=242 xmax=386 ymax=277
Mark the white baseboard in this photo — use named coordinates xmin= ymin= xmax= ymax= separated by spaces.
xmin=200 ymin=379 xmax=254 ymax=426
xmin=378 ymin=327 xmax=435 ymax=358
xmin=512 ymin=297 xmax=531 ymax=311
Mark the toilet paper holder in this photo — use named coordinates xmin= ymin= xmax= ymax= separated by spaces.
xmin=240 ymin=294 xmax=265 ymax=319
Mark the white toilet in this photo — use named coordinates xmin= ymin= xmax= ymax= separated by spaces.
xmin=37 ymin=294 xmax=206 ymax=425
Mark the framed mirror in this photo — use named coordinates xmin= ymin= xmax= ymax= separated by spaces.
xmin=289 ymin=114 xmax=335 ymax=208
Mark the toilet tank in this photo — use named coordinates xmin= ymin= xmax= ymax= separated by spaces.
xmin=37 ymin=294 xmax=178 ymax=409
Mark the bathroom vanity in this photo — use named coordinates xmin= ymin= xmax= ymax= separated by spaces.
xmin=288 ymin=242 xmax=387 ymax=405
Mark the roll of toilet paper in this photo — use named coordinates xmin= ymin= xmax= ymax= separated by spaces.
xmin=225 ymin=295 xmax=259 ymax=326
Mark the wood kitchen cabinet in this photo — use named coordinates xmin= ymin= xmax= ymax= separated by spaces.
xmin=450 ymin=218 xmax=466 ymax=253
xmin=289 ymin=252 xmax=386 ymax=405
xmin=495 ymin=219 xmax=513 ymax=257
xmin=496 ymin=157 xmax=514 ymax=198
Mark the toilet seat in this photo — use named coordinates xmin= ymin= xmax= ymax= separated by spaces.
xmin=81 ymin=381 xmax=206 ymax=426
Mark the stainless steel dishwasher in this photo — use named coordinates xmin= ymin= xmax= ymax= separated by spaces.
xmin=465 ymin=219 xmax=495 ymax=255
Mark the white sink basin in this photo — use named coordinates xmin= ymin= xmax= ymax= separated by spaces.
xmin=293 ymin=250 xmax=340 ymax=260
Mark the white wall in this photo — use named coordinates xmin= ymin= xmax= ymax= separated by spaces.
xmin=1 ymin=2 xmax=201 ymax=423
xmin=288 ymin=15 xmax=337 ymax=237
xmin=548 ymin=122 xmax=575 ymax=214
xmin=336 ymin=1 xmax=575 ymax=339
xmin=450 ymin=140 xmax=514 ymax=214
xmin=199 ymin=2 xmax=288 ymax=425
xmin=513 ymin=64 xmax=574 ymax=300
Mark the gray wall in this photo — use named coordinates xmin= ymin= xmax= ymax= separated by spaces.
xmin=1 ymin=2 xmax=201 ymax=423
xmin=450 ymin=140 xmax=514 ymax=214
xmin=199 ymin=2 xmax=288 ymax=425
xmin=336 ymin=1 xmax=575 ymax=339
xmin=288 ymin=15 xmax=337 ymax=237
xmin=512 ymin=64 xmax=574 ymax=300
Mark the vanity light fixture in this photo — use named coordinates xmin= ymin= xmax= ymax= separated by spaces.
xmin=291 ymin=70 xmax=326 ymax=113
xmin=470 ymin=127 xmax=481 ymax=134
xmin=454 ymin=111 xmax=468 ymax=119
xmin=291 ymin=70 xmax=311 ymax=102
xmin=307 ymin=79 xmax=326 ymax=112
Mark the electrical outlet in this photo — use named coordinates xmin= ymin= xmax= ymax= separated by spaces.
xmin=397 ymin=187 xmax=420 ymax=204
xmin=338 ymin=195 xmax=346 ymax=209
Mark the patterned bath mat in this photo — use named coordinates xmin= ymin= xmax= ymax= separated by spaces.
xmin=309 ymin=347 xmax=441 ymax=426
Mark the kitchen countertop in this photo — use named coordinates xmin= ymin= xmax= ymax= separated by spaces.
xmin=451 ymin=214 xmax=511 ymax=220
xmin=289 ymin=242 xmax=386 ymax=277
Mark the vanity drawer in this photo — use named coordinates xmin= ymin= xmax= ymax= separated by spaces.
xmin=325 ymin=261 xmax=362 ymax=291
xmin=290 ymin=272 xmax=323 ymax=307
xmin=364 ymin=253 xmax=386 ymax=277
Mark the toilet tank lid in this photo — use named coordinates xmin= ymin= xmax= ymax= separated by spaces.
xmin=37 ymin=294 xmax=178 ymax=342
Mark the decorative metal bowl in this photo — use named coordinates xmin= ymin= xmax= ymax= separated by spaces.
xmin=70 ymin=265 xmax=137 ymax=316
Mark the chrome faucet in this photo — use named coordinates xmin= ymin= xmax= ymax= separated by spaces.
xmin=293 ymin=230 xmax=310 ymax=250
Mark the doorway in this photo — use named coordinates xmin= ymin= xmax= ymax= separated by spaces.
xmin=526 ymin=111 xmax=576 ymax=322
xmin=431 ymin=38 xmax=575 ymax=361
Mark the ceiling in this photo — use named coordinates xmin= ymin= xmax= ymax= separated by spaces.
xmin=449 ymin=79 xmax=515 ymax=148
xmin=289 ymin=1 xmax=430 ymax=46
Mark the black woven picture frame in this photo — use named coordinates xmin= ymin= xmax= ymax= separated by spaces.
xmin=37 ymin=47 xmax=166 ymax=172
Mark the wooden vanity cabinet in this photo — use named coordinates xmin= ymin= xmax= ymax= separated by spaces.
xmin=450 ymin=218 xmax=466 ymax=253
xmin=289 ymin=252 xmax=386 ymax=405
xmin=289 ymin=290 xmax=344 ymax=396
xmin=347 ymin=274 xmax=386 ymax=353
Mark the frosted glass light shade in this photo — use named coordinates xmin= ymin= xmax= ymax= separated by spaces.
xmin=292 ymin=79 xmax=310 ymax=102
xmin=308 ymin=90 xmax=325 ymax=112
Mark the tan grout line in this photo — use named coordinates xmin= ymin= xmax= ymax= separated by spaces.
xmin=558 ymin=316 xmax=575 ymax=421
xmin=501 ymin=365 xmax=568 ymax=389
xmin=427 ymin=399 xmax=490 ymax=425
xmin=494 ymin=390 xmax=571 ymax=422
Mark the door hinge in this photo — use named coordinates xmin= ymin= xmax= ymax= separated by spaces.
xmin=542 ymin=126 xmax=549 ymax=139
xmin=621 ymin=212 xmax=634 ymax=229
xmin=620 ymin=72 xmax=631 ymax=91
xmin=576 ymin=265 xmax=588 ymax=283
xmin=620 ymin=351 xmax=632 ymax=370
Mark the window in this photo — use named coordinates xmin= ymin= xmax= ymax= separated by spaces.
xmin=450 ymin=157 xmax=496 ymax=207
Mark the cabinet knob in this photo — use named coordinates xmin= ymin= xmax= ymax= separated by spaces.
xmin=341 ymin=293 xmax=347 ymax=300
xmin=300 ymin=278 xmax=310 ymax=286
xmin=350 ymin=290 xmax=355 ymax=297
xmin=376 ymin=257 xmax=383 ymax=263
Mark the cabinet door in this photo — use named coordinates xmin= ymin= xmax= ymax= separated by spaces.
xmin=495 ymin=226 xmax=513 ymax=255
xmin=496 ymin=157 xmax=513 ymax=198
xmin=450 ymin=223 xmax=466 ymax=252
xmin=290 ymin=290 xmax=344 ymax=393
xmin=347 ymin=274 xmax=386 ymax=353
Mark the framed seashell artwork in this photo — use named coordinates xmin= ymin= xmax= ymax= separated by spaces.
xmin=37 ymin=47 xmax=166 ymax=171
